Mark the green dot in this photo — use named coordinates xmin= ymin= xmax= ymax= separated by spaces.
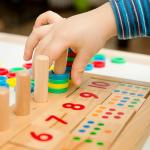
xmin=131 ymin=101 xmax=138 ymax=104
xmin=94 ymin=127 xmax=100 ymax=131
xmin=90 ymin=132 xmax=97 ymax=135
xmin=97 ymin=141 xmax=104 ymax=146
xmin=84 ymin=139 xmax=93 ymax=143
xmin=133 ymin=98 xmax=140 ymax=101
xmin=73 ymin=136 xmax=81 ymax=141
xmin=98 ymin=123 xmax=104 ymax=126
xmin=128 ymin=105 xmax=134 ymax=108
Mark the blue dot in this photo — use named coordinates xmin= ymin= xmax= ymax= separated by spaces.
xmin=83 ymin=125 xmax=90 ymax=128
xmin=137 ymin=94 xmax=144 ymax=97
xmin=87 ymin=120 xmax=95 ymax=124
xmin=117 ymin=103 xmax=124 ymax=106
xmin=79 ymin=129 xmax=86 ymax=133
xmin=122 ymin=91 xmax=128 ymax=94
xmin=120 ymin=100 xmax=127 ymax=103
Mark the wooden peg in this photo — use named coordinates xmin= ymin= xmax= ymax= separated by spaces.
xmin=0 ymin=87 xmax=9 ymax=131
xmin=15 ymin=70 xmax=31 ymax=116
xmin=54 ymin=51 xmax=67 ymax=74
xmin=34 ymin=55 xmax=49 ymax=102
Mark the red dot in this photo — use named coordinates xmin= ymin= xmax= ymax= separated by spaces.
xmin=105 ymin=112 xmax=112 ymax=115
xmin=114 ymin=116 xmax=121 ymax=119
xmin=102 ymin=116 xmax=109 ymax=119
xmin=117 ymin=112 xmax=124 ymax=115
xmin=109 ymin=108 xmax=116 ymax=111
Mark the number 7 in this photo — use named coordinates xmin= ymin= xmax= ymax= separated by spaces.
xmin=45 ymin=115 xmax=68 ymax=125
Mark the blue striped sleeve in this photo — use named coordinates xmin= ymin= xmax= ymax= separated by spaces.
xmin=109 ymin=0 xmax=150 ymax=39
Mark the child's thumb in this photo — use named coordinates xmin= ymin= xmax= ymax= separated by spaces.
xmin=71 ymin=50 xmax=91 ymax=86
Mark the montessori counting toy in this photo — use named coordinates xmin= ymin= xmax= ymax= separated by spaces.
xmin=0 ymin=48 xmax=150 ymax=150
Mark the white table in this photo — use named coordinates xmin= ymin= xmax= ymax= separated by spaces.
xmin=0 ymin=33 xmax=150 ymax=150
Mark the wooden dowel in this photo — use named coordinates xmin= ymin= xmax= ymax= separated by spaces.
xmin=34 ymin=55 xmax=49 ymax=102
xmin=15 ymin=70 xmax=31 ymax=116
xmin=54 ymin=51 xmax=67 ymax=74
xmin=0 ymin=87 xmax=9 ymax=131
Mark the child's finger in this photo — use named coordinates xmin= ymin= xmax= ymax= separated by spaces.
xmin=24 ymin=25 xmax=52 ymax=61
xmin=33 ymin=11 xmax=63 ymax=28
xmin=71 ymin=49 xmax=91 ymax=86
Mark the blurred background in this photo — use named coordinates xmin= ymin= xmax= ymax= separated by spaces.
xmin=0 ymin=0 xmax=149 ymax=54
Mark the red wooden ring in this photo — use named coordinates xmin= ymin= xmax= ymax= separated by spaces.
xmin=93 ymin=61 xmax=105 ymax=68
xmin=66 ymin=62 xmax=73 ymax=67
xmin=0 ymin=68 xmax=9 ymax=75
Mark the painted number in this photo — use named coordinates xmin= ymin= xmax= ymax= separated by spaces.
xmin=62 ymin=103 xmax=85 ymax=110
xmin=45 ymin=115 xmax=68 ymax=124
xmin=30 ymin=132 xmax=53 ymax=142
xmin=80 ymin=92 xmax=99 ymax=99
xmin=88 ymin=81 xmax=110 ymax=89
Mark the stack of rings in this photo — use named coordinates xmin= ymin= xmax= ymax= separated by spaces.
xmin=66 ymin=48 xmax=76 ymax=77
xmin=48 ymin=71 xmax=70 ymax=94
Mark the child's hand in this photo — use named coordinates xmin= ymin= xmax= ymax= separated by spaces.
xmin=24 ymin=2 xmax=117 ymax=86
xmin=33 ymin=11 xmax=63 ymax=28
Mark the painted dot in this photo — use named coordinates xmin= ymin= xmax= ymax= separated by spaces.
xmin=99 ymin=106 xmax=106 ymax=109
xmin=130 ymin=93 xmax=136 ymax=95
xmin=123 ymin=97 xmax=129 ymax=99
xmin=114 ymin=95 xmax=121 ymax=98
xmin=128 ymin=85 xmax=132 ymax=87
xmin=117 ymin=103 xmax=124 ymax=106
xmin=94 ymin=127 xmax=100 ymax=131
xmin=104 ymin=130 xmax=112 ymax=134
xmin=109 ymin=108 xmax=116 ymax=111
xmin=111 ymin=98 xmax=119 ymax=101
xmin=84 ymin=139 xmax=93 ymax=143
xmin=98 ymin=123 xmax=104 ymax=126
xmin=92 ymin=114 xmax=98 ymax=117
xmin=117 ymin=112 xmax=124 ymax=115
xmin=97 ymin=141 xmax=104 ymax=146
xmin=87 ymin=120 xmax=95 ymax=124
xmin=83 ymin=125 xmax=90 ymax=128
xmin=109 ymin=102 xmax=115 ymax=105
xmin=131 ymin=101 xmax=138 ymax=104
xmin=79 ymin=129 xmax=86 ymax=133
xmin=73 ymin=136 xmax=81 ymax=141
xmin=137 ymin=94 xmax=144 ymax=97
xmin=133 ymin=98 xmax=140 ymax=101
xmin=105 ymin=112 xmax=112 ymax=115
xmin=120 ymin=100 xmax=127 ymax=103
xmin=113 ymin=90 xmax=120 ymax=92
xmin=96 ymin=110 xmax=103 ymax=113
xmin=128 ymin=105 xmax=134 ymax=108
xmin=114 ymin=116 xmax=121 ymax=119
xmin=122 ymin=91 xmax=128 ymax=94
xmin=102 ymin=116 xmax=109 ymax=119
xmin=90 ymin=132 xmax=97 ymax=135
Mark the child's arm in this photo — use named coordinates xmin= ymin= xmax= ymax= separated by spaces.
xmin=110 ymin=0 xmax=150 ymax=39
xmin=24 ymin=2 xmax=116 ymax=85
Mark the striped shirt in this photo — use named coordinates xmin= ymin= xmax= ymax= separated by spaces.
xmin=109 ymin=0 xmax=150 ymax=39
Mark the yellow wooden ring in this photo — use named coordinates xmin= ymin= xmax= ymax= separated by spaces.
xmin=48 ymin=82 xmax=69 ymax=89
xmin=6 ymin=78 xmax=16 ymax=87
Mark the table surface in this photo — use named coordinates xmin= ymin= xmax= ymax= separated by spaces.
xmin=0 ymin=32 xmax=150 ymax=150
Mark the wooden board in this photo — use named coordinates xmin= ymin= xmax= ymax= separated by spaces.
xmin=0 ymin=74 xmax=150 ymax=150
